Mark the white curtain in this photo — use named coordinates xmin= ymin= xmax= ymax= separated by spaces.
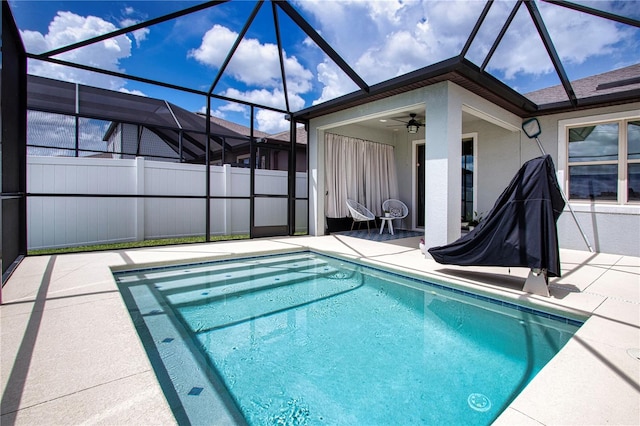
xmin=325 ymin=133 xmax=399 ymax=217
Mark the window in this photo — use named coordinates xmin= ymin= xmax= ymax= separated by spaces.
xmin=567 ymin=119 xmax=640 ymax=203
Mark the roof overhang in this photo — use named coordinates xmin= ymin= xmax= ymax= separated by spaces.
xmin=292 ymin=58 xmax=537 ymax=121
xmin=292 ymin=58 xmax=640 ymax=122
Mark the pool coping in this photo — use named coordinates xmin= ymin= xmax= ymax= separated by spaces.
xmin=1 ymin=235 xmax=638 ymax=425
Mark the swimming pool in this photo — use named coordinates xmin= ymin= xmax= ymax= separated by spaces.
xmin=114 ymin=251 xmax=583 ymax=425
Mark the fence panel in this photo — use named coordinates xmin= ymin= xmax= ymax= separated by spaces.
xmin=27 ymin=157 xmax=306 ymax=249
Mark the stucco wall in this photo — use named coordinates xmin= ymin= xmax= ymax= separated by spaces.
xmin=460 ymin=102 xmax=640 ymax=256
xmin=462 ymin=119 xmax=521 ymax=219
xmin=327 ymin=121 xmax=418 ymax=228
xmin=535 ymin=103 xmax=640 ymax=256
xmin=308 ymin=92 xmax=429 ymax=235
xmin=328 ymin=122 xmax=397 ymax=144
xmin=308 ymin=83 xmax=639 ymax=256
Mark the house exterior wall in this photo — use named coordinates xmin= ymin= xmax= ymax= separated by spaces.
xmin=308 ymin=81 xmax=639 ymax=256
xmin=308 ymin=91 xmax=431 ymax=235
xmin=308 ymin=82 xmax=520 ymax=243
xmin=457 ymin=99 xmax=639 ymax=257
xmin=538 ymin=104 xmax=640 ymax=256
xmin=329 ymin=119 xmax=423 ymax=229
xmin=106 ymin=123 xmax=181 ymax=161
xmin=462 ymin=118 xmax=522 ymax=218
xmin=462 ymin=102 xmax=640 ymax=256
xmin=328 ymin=122 xmax=398 ymax=144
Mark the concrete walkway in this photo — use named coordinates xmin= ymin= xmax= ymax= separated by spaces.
xmin=1 ymin=235 xmax=638 ymax=425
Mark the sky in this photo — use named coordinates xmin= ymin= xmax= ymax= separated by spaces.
xmin=8 ymin=0 xmax=640 ymax=134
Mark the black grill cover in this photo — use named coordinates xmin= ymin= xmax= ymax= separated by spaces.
xmin=428 ymin=155 xmax=565 ymax=277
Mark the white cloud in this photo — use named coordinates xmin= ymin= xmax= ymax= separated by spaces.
xmin=215 ymin=88 xmax=305 ymax=133
xmin=118 ymin=87 xmax=147 ymax=97
xmin=189 ymin=25 xmax=313 ymax=94
xmin=220 ymin=102 xmax=248 ymax=113
xmin=296 ymin=0 xmax=484 ymax=95
xmin=198 ymin=105 xmax=227 ymax=119
xmin=199 ymin=101 xmax=247 ymax=120
xmin=120 ymin=18 xmax=150 ymax=48
xmin=295 ymin=0 xmax=635 ymax=102
xmin=21 ymin=11 xmax=133 ymax=90
xmin=255 ymin=109 xmax=291 ymax=134
xmin=213 ymin=102 xmax=247 ymax=119
xmin=220 ymin=87 xmax=284 ymax=110
xmin=201 ymin=100 xmax=289 ymax=133
xmin=485 ymin=2 xmax=632 ymax=80
xmin=313 ymin=60 xmax=358 ymax=105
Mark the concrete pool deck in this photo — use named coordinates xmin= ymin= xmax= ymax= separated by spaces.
xmin=1 ymin=235 xmax=638 ymax=425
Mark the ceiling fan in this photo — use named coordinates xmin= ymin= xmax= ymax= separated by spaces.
xmin=388 ymin=113 xmax=423 ymax=133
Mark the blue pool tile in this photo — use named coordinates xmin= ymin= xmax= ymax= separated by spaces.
xmin=188 ymin=387 xmax=203 ymax=396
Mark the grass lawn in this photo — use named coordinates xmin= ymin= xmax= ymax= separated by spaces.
xmin=28 ymin=235 xmax=250 ymax=255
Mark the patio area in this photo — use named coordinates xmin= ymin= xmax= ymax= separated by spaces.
xmin=1 ymin=235 xmax=639 ymax=425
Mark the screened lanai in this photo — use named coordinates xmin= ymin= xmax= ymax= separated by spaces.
xmin=2 ymin=0 xmax=640 ymax=279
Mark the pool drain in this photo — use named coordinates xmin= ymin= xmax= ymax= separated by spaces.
xmin=468 ymin=393 xmax=492 ymax=412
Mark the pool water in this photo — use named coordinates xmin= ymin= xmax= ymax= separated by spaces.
xmin=114 ymin=251 xmax=582 ymax=425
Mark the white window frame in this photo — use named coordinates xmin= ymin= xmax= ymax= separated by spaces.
xmin=558 ymin=110 xmax=640 ymax=205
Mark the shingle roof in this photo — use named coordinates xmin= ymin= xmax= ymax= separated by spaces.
xmin=202 ymin=115 xmax=270 ymax=139
xmin=525 ymin=64 xmax=640 ymax=105
xmin=268 ymin=127 xmax=307 ymax=144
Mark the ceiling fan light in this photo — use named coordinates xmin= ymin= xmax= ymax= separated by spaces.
xmin=407 ymin=119 xmax=420 ymax=134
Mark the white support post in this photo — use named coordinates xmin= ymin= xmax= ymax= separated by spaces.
xmin=223 ymin=164 xmax=232 ymax=235
xmin=134 ymin=157 xmax=145 ymax=242
xmin=424 ymin=83 xmax=462 ymax=252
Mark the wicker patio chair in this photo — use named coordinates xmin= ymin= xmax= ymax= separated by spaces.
xmin=346 ymin=199 xmax=376 ymax=233
xmin=382 ymin=199 xmax=409 ymax=229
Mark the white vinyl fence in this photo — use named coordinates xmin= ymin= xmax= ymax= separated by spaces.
xmin=27 ymin=157 xmax=308 ymax=250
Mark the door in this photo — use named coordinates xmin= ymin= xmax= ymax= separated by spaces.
xmin=413 ymin=134 xmax=477 ymax=230
xmin=251 ymin=142 xmax=290 ymax=238
xmin=416 ymin=143 xmax=425 ymax=228
xmin=461 ymin=137 xmax=474 ymax=224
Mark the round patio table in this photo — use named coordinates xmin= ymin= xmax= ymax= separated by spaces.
xmin=379 ymin=215 xmax=394 ymax=235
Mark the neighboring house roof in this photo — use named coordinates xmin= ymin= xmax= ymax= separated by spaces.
xmin=27 ymin=75 xmax=307 ymax=161
xmin=524 ymin=63 xmax=640 ymax=107
xmin=200 ymin=114 xmax=307 ymax=145
xmin=27 ymin=75 xmax=253 ymax=161
xmin=269 ymin=127 xmax=308 ymax=145
xmin=201 ymin=114 xmax=270 ymax=139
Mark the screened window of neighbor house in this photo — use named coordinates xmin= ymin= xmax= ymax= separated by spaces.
xmin=567 ymin=119 xmax=640 ymax=204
